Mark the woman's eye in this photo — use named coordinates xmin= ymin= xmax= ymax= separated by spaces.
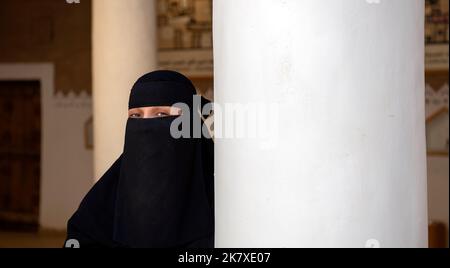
xmin=130 ymin=113 xmax=141 ymax=118
xmin=156 ymin=112 xmax=169 ymax=117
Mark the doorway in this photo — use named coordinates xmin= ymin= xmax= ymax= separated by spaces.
xmin=0 ymin=80 xmax=41 ymax=232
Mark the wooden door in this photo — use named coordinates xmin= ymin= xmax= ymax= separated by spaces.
xmin=0 ymin=81 xmax=41 ymax=232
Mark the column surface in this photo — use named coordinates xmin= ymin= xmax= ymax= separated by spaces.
xmin=93 ymin=0 xmax=157 ymax=179
xmin=214 ymin=0 xmax=427 ymax=248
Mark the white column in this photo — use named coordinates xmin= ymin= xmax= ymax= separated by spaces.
xmin=214 ymin=0 xmax=428 ymax=248
xmin=93 ymin=0 xmax=157 ymax=179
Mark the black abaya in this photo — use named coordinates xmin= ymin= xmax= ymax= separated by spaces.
xmin=65 ymin=71 xmax=214 ymax=248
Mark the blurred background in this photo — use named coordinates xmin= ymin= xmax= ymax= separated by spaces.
xmin=0 ymin=0 xmax=447 ymax=248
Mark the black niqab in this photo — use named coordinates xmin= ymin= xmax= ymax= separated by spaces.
xmin=66 ymin=71 xmax=214 ymax=248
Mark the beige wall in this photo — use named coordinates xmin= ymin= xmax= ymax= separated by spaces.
xmin=428 ymin=156 xmax=449 ymax=247
xmin=0 ymin=0 xmax=92 ymax=95
xmin=0 ymin=0 xmax=93 ymax=230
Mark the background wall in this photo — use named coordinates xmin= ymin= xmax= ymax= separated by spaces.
xmin=428 ymin=156 xmax=449 ymax=230
xmin=0 ymin=0 xmax=93 ymax=230
xmin=0 ymin=0 xmax=92 ymax=95
xmin=425 ymin=0 xmax=449 ymax=247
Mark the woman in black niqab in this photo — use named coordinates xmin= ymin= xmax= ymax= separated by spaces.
xmin=65 ymin=71 xmax=214 ymax=248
